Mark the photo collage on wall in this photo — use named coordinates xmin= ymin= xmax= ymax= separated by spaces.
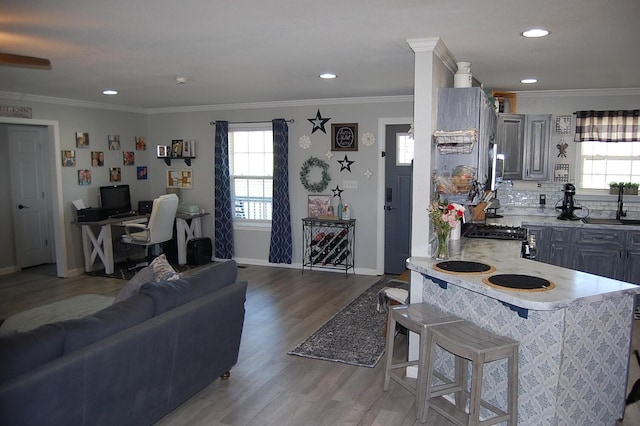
xmin=63 ymin=133 xmax=149 ymax=185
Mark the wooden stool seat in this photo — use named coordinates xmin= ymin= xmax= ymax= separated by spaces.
xmin=422 ymin=321 xmax=519 ymax=425
xmin=383 ymin=303 xmax=463 ymax=420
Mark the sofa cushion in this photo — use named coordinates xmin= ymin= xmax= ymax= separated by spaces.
xmin=62 ymin=293 xmax=154 ymax=354
xmin=142 ymin=260 xmax=238 ymax=316
xmin=0 ymin=323 xmax=65 ymax=383
xmin=113 ymin=254 xmax=180 ymax=304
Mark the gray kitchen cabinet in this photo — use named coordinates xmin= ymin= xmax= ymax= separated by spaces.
xmin=548 ymin=227 xmax=574 ymax=269
xmin=524 ymin=224 xmax=639 ymax=283
xmin=574 ymin=228 xmax=625 ymax=280
xmin=524 ymin=225 xmax=548 ymax=263
xmin=436 ymin=87 xmax=497 ymax=194
xmin=496 ymin=113 xmax=551 ymax=181
xmin=523 ymin=114 xmax=551 ymax=181
xmin=496 ymin=114 xmax=524 ymax=180
xmin=624 ymin=231 xmax=640 ymax=284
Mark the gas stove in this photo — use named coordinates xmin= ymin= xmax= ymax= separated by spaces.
xmin=462 ymin=223 xmax=527 ymax=241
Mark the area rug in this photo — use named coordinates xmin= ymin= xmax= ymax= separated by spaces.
xmin=288 ymin=276 xmax=408 ymax=368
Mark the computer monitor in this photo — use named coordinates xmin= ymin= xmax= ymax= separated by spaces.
xmin=99 ymin=184 xmax=132 ymax=217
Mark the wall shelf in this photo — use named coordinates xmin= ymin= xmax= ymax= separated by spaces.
xmin=158 ymin=157 xmax=194 ymax=166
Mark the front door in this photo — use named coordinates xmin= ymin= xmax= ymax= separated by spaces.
xmin=8 ymin=125 xmax=53 ymax=268
xmin=384 ymin=124 xmax=413 ymax=274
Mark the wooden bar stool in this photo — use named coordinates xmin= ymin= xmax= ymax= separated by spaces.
xmin=422 ymin=321 xmax=519 ymax=425
xmin=383 ymin=303 xmax=463 ymax=420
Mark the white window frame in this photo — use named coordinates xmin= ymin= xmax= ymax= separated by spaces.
xmin=576 ymin=141 xmax=640 ymax=193
xmin=228 ymin=123 xmax=273 ymax=229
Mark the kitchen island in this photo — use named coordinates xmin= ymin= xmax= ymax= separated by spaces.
xmin=408 ymin=237 xmax=639 ymax=425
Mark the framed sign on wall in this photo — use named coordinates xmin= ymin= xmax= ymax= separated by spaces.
xmin=331 ymin=123 xmax=358 ymax=151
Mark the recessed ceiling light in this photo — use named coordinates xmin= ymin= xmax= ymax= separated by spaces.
xmin=521 ymin=78 xmax=538 ymax=84
xmin=319 ymin=73 xmax=337 ymax=79
xmin=521 ymin=28 xmax=550 ymax=38
xmin=102 ymin=89 xmax=118 ymax=95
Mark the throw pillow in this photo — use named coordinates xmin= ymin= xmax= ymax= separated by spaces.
xmin=151 ymin=253 xmax=181 ymax=282
xmin=113 ymin=264 xmax=154 ymax=304
xmin=112 ymin=254 xmax=180 ymax=304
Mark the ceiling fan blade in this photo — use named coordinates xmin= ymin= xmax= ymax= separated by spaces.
xmin=0 ymin=53 xmax=52 ymax=70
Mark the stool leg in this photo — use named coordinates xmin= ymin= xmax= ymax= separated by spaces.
xmin=415 ymin=328 xmax=430 ymax=420
xmin=508 ymin=349 xmax=519 ymax=425
xmin=420 ymin=335 xmax=437 ymax=423
xmin=469 ymin=354 xmax=484 ymax=426
xmin=383 ymin=311 xmax=397 ymax=391
xmin=454 ymin=356 xmax=468 ymax=410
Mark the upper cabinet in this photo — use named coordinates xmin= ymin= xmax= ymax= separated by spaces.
xmin=523 ymin=114 xmax=551 ymax=181
xmin=497 ymin=114 xmax=525 ymax=180
xmin=496 ymin=113 xmax=551 ymax=181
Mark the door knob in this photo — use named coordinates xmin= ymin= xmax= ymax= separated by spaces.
xmin=384 ymin=205 xmax=396 ymax=211
xmin=18 ymin=204 xmax=30 ymax=209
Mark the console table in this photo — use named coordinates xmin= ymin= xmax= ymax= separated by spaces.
xmin=302 ymin=218 xmax=355 ymax=277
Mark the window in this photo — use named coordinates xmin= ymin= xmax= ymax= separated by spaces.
xmin=396 ymin=133 xmax=414 ymax=165
xmin=229 ymin=126 xmax=273 ymax=222
xmin=578 ymin=141 xmax=640 ymax=189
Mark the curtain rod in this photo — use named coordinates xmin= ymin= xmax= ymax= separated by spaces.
xmin=209 ymin=119 xmax=295 ymax=126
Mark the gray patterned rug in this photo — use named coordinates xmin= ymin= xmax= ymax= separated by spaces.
xmin=287 ymin=276 xmax=408 ymax=368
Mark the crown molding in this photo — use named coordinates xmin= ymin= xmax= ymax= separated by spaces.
xmin=0 ymin=90 xmax=413 ymax=114
xmin=0 ymin=91 xmax=147 ymax=114
xmin=146 ymin=95 xmax=414 ymax=114
xmin=514 ymin=88 xmax=640 ymax=98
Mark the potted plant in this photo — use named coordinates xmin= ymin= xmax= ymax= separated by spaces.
xmin=609 ymin=182 xmax=639 ymax=195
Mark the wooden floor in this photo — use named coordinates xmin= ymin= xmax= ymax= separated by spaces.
xmin=1 ymin=263 xmax=639 ymax=425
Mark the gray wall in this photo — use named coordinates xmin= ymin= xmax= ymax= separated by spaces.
xmin=147 ymin=100 xmax=413 ymax=272
xmin=499 ymin=89 xmax=640 ymax=217
xmin=0 ymin=95 xmax=412 ymax=275
xmin=1 ymin=88 xmax=638 ymax=275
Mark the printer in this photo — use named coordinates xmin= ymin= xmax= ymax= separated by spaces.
xmin=76 ymin=207 xmax=107 ymax=222
xmin=177 ymin=203 xmax=201 ymax=215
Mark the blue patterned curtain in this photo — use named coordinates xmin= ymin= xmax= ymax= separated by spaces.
xmin=269 ymin=119 xmax=292 ymax=264
xmin=214 ymin=121 xmax=234 ymax=259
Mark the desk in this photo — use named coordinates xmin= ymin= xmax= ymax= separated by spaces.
xmin=77 ymin=215 xmax=147 ymax=274
xmin=175 ymin=212 xmax=210 ymax=265
xmin=77 ymin=212 xmax=209 ymax=273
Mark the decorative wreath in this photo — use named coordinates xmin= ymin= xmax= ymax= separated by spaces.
xmin=300 ymin=156 xmax=331 ymax=193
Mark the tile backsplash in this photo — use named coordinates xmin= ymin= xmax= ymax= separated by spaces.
xmin=496 ymin=181 xmax=639 ymax=218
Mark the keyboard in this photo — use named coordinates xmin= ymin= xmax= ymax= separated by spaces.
xmin=109 ymin=211 xmax=136 ymax=219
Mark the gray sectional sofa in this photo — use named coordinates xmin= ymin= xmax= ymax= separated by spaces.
xmin=0 ymin=260 xmax=247 ymax=426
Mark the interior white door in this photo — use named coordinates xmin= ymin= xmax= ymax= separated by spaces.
xmin=8 ymin=125 xmax=53 ymax=268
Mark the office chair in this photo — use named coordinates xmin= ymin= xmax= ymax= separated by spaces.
xmin=121 ymin=193 xmax=179 ymax=269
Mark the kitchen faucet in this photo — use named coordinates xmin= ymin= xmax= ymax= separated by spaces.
xmin=616 ymin=184 xmax=627 ymax=220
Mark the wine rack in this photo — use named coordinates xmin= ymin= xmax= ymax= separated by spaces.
xmin=302 ymin=218 xmax=356 ymax=277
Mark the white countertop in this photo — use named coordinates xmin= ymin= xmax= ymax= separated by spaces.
xmin=407 ymin=236 xmax=640 ymax=311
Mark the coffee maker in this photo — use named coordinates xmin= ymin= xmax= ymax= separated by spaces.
xmin=557 ymin=183 xmax=581 ymax=220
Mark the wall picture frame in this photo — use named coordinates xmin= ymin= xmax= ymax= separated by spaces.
xmin=167 ymin=169 xmax=193 ymax=189
xmin=307 ymin=194 xmax=331 ymax=218
xmin=156 ymin=145 xmax=168 ymax=157
xmin=171 ymin=139 xmax=183 ymax=157
xmin=555 ymin=114 xmax=573 ymax=135
xmin=331 ymin=123 xmax=358 ymax=151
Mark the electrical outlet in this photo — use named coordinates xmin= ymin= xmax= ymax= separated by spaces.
xmin=540 ymin=194 xmax=546 ymax=206
xmin=343 ymin=180 xmax=358 ymax=189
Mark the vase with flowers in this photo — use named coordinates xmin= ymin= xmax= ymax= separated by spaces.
xmin=428 ymin=200 xmax=465 ymax=260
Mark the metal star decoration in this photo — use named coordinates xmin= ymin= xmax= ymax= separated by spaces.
xmin=332 ymin=185 xmax=344 ymax=198
xmin=307 ymin=109 xmax=330 ymax=134
xmin=338 ymin=155 xmax=354 ymax=172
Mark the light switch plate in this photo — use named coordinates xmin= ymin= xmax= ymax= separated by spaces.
xmin=343 ymin=180 xmax=358 ymax=189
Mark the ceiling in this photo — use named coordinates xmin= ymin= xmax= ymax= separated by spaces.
xmin=2 ymin=0 xmax=639 ymax=110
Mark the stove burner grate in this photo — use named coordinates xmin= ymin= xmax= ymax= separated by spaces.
xmin=463 ymin=223 xmax=527 ymax=241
